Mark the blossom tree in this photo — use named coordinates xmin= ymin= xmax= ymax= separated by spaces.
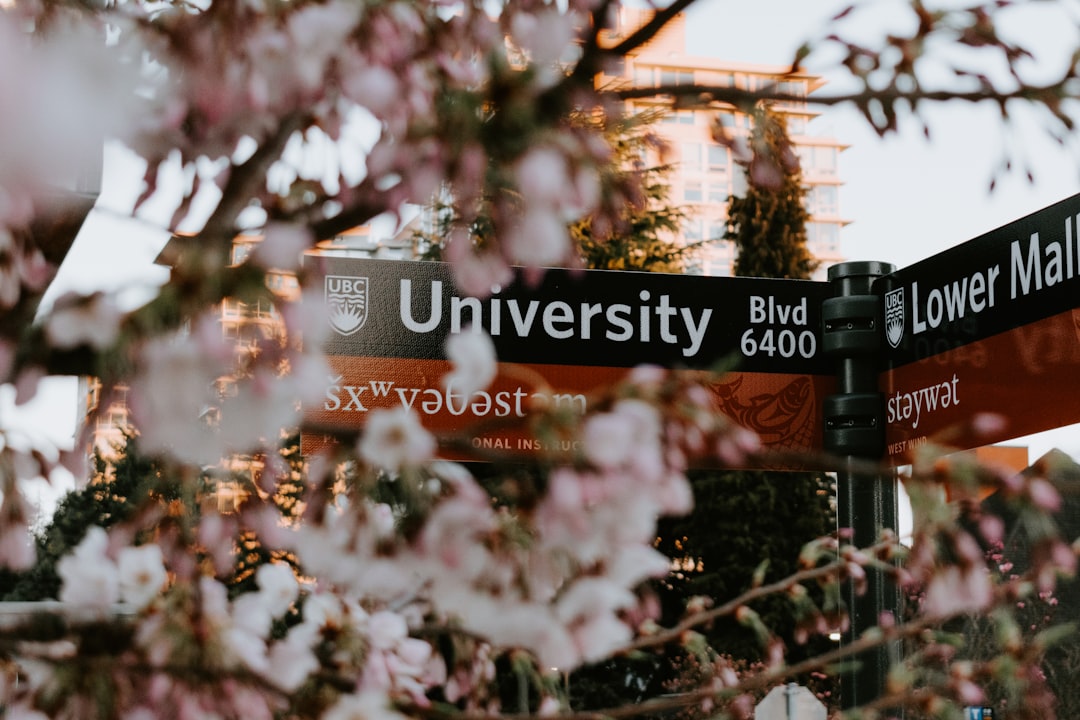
xmin=0 ymin=1 xmax=1078 ymax=719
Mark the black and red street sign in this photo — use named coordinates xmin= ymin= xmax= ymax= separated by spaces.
xmin=303 ymin=257 xmax=834 ymax=463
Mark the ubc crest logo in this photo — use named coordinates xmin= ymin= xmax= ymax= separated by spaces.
xmin=884 ymin=287 xmax=904 ymax=349
xmin=326 ymin=275 xmax=368 ymax=336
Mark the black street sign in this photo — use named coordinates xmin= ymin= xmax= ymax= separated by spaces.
xmin=304 ymin=256 xmax=835 ymax=461
xmin=876 ymin=192 xmax=1080 ymax=461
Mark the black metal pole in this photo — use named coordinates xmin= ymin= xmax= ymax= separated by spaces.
xmin=821 ymin=261 xmax=900 ymax=710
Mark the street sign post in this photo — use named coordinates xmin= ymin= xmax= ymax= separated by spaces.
xmin=877 ymin=192 xmax=1080 ymax=463
xmin=302 ymin=256 xmax=834 ymax=465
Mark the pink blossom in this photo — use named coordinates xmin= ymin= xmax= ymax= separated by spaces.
xmin=222 ymin=625 xmax=271 ymax=674
xmin=443 ymin=329 xmax=497 ymax=396
xmin=129 ymin=321 xmax=232 ymax=464
xmin=922 ymin=566 xmax=993 ymax=618
xmin=232 ymin=592 xmax=275 ymax=640
xmin=117 ymin=544 xmax=168 ymax=610
xmin=265 ymin=629 xmax=320 ymax=692
xmin=342 ymin=64 xmax=402 ymax=118
xmin=606 ymin=545 xmax=672 ymax=589
xmin=0 ymin=520 xmax=35 ymax=571
xmin=515 ymin=147 xmax=571 ymax=207
xmin=255 ymin=562 xmax=300 ymax=618
xmin=358 ymin=408 xmax=436 ymax=471
xmin=368 ymin=610 xmax=409 ymax=650
xmin=509 ymin=10 xmax=578 ymax=67
xmin=505 ymin=207 xmax=572 ymax=268
xmin=583 ymin=400 xmax=660 ymax=469
xmin=57 ymin=527 xmax=119 ymax=608
xmin=1027 ymin=477 xmax=1062 ymax=512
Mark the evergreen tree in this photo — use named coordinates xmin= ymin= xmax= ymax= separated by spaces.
xmin=727 ymin=105 xmax=819 ymax=280
xmin=572 ymin=112 xmax=700 ymax=273
xmin=0 ymin=433 xmax=164 ymax=601
xmin=655 ymin=470 xmax=836 ymax=663
xmin=415 ymin=110 xmax=705 ymax=273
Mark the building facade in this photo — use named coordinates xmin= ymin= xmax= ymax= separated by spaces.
xmin=601 ymin=9 xmax=848 ymax=278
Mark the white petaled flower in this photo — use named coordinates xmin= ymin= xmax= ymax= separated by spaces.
xmin=367 ymin=610 xmax=408 ymax=650
xmin=443 ymin=328 xmax=497 ymax=395
xmin=255 ymin=561 xmax=299 ymax=618
xmin=583 ymin=400 xmax=659 ymax=470
xmin=358 ymin=408 xmax=436 ymax=472
xmin=117 ymin=544 xmax=168 ymax=610
xmin=57 ymin=527 xmax=119 ymax=608
xmin=265 ymin=628 xmax=321 ymax=692
xmin=321 ymin=690 xmax=407 ymax=720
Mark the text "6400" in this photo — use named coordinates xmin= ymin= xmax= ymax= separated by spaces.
xmin=740 ymin=328 xmax=817 ymax=359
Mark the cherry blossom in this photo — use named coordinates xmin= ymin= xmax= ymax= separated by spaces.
xmin=117 ymin=544 xmax=168 ymax=610
xmin=56 ymin=527 xmax=119 ymax=608
xmin=357 ymin=407 xmax=436 ymax=471
xmin=443 ymin=327 xmax=497 ymax=396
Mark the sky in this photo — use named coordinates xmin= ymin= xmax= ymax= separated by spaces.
xmin=10 ymin=0 xmax=1080 ymax=515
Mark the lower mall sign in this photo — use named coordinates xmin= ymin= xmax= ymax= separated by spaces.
xmin=877 ymin=192 xmax=1080 ymax=462
xmin=302 ymin=256 xmax=834 ymax=466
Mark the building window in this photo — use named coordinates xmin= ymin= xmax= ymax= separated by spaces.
xmin=231 ymin=243 xmax=255 ymax=265
xmin=807 ymin=222 xmax=841 ymax=252
xmin=222 ymin=298 xmax=243 ymax=318
xmin=732 ymin=166 xmax=748 ymax=196
xmin=786 ymin=115 xmax=807 ymax=135
xmin=708 ymin=145 xmax=729 ymax=173
xmin=778 ymin=80 xmax=807 ymax=97
xmin=707 ymin=184 xmax=728 ymax=204
xmin=809 ymin=185 xmax=839 ymax=216
xmin=800 ymin=146 xmax=838 ymax=175
xmin=683 ymin=219 xmax=704 ymax=241
xmin=684 ymin=181 xmax=703 ymax=203
xmin=638 ymin=67 xmax=694 ymax=88
xmin=682 ymin=142 xmax=703 ymax=172
xmin=660 ymin=69 xmax=695 ymax=87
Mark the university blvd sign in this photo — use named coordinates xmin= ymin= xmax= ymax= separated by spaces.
xmin=302 ymin=256 xmax=835 ymax=465
xmin=877 ymin=191 xmax=1080 ymax=463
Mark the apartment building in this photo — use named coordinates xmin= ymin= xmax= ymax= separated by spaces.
xmin=601 ymin=9 xmax=848 ymax=278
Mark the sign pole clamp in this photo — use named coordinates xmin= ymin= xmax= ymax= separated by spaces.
xmin=821 ymin=261 xmax=893 ymax=456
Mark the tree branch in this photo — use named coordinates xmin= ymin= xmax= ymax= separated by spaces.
xmin=608 ymin=0 xmax=704 ymax=58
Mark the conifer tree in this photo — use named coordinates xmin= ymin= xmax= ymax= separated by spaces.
xmin=0 ymin=433 xmax=164 ymax=601
xmin=727 ymin=105 xmax=819 ymax=280
xmin=416 ymin=110 xmax=704 ymax=273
